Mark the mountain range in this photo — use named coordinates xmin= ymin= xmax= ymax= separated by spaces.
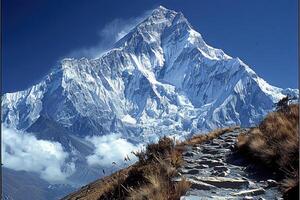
xmin=2 ymin=6 xmax=298 ymax=200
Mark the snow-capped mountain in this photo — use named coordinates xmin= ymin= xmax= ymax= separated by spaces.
xmin=2 ymin=5 xmax=298 ymax=188
xmin=3 ymin=6 xmax=297 ymax=137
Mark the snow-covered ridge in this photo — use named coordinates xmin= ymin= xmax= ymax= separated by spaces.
xmin=3 ymin=4 xmax=298 ymax=137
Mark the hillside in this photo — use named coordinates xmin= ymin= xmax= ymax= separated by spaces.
xmin=63 ymin=104 xmax=299 ymax=199
xmin=237 ymin=104 xmax=299 ymax=199
xmin=62 ymin=128 xmax=237 ymax=200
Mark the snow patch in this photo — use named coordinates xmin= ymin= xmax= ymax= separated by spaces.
xmin=122 ymin=114 xmax=137 ymax=125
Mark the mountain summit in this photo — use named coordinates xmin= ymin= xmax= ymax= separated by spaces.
xmin=2 ymin=5 xmax=298 ymax=187
xmin=3 ymin=6 xmax=297 ymax=136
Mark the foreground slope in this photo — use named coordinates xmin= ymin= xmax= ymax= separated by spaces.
xmin=237 ymin=104 xmax=299 ymax=199
xmin=64 ymin=104 xmax=299 ymax=200
xmin=62 ymin=127 xmax=283 ymax=200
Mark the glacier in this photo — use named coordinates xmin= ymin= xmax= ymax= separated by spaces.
xmin=2 ymin=5 xmax=298 ymax=190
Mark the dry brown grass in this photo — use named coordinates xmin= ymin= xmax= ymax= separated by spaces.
xmin=99 ymin=128 xmax=236 ymax=200
xmin=62 ymin=166 xmax=133 ymax=200
xmin=63 ymin=127 xmax=238 ymax=200
xmin=97 ymin=136 xmax=188 ymax=200
xmin=127 ymin=158 xmax=191 ymax=200
xmin=281 ymin=170 xmax=299 ymax=199
xmin=236 ymin=104 xmax=299 ymax=199
xmin=180 ymin=126 xmax=239 ymax=146
xmin=128 ymin=175 xmax=191 ymax=200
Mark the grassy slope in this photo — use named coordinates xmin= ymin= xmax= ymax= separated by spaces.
xmin=63 ymin=127 xmax=237 ymax=200
xmin=63 ymin=103 xmax=299 ymax=200
xmin=237 ymin=104 xmax=299 ymax=199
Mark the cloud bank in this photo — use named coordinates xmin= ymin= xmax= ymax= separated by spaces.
xmin=2 ymin=126 xmax=75 ymax=183
xmin=85 ymin=134 xmax=142 ymax=167
xmin=69 ymin=10 xmax=151 ymax=58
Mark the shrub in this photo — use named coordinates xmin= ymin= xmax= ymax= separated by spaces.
xmin=236 ymin=104 xmax=299 ymax=199
xmin=99 ymin=136 xmax=188 ymax=200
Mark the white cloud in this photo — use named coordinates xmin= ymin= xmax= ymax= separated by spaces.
xmin=69 ymin=10 xmax=152 ymax=58
xmin=1 ymin=126 xmax=75 ymax=183
xmin=85 ymin=134 xmax=142 ymax=167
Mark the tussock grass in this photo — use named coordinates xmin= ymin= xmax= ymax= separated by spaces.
xmin=236 ymin=104 xmax=299 ymax=199
xmin=62 ymin=166 xmax=133 ymax=200
xmin=127 ymin=159 xmax=191 ymax=200
xmin=98 ymin=136 xmax=189 ymax=200
xmin=63 ymin=128 xmax=236 ymax=200
xmin=100 ymin=128 xmax=236 ymax=200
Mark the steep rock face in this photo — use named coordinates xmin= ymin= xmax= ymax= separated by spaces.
xmin=2 ymin=6 xmax=297 ymax=141
xmin=2 ymin=6 xmax=298 ymax=187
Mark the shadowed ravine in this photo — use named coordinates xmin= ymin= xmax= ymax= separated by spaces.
xmin=176 ymin=128 xmax=282 ymax=200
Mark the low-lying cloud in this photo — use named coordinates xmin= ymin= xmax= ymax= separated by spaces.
xmin=85 ymin=134 xmax=142 ymax=167
xmin=2 ymin=126 xmax=75 ymax=183
xmin=69 ymin=9 xmax=152 ymax=58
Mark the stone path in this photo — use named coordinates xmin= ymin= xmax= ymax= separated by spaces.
xmin=176 ymin=129 xmax=282 ymax=200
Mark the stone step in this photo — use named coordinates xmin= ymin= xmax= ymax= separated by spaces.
xmin=197 ymin=160 xmax=225 ymax=167
xmin=211 ymin=171 xmax=228 ymax=177
xmin=174 ymin=177 xmax=217 ymax=191
xmin=194 ymin=176 xmax=249 ymax=189
xmin=187 ymin=169 xmax=200 ymax=175
xmin=201 ymin=148 xmax=221 ymax=154
xmin=266 ymin=179 xmax=278 ymax=188
xmin=194 ymin=164 xmax=209 ymax=169
xmin=183 ymin=152 xmax=196 ymax=157
xmin=213 ymin=166 xmax=230 ymax=172
xmin=184 ymin=165 xmax=196 ymax=170
xmin=180 ymin=169 xmax=200 ymax=175
xmin=189 ymin=179 xmax=217 ymax=190
xmin=181 ymin=195 xmax=229 ymax=200
xmin=185 ymin=159 xmax=197 ymax=164
xmin=231 ymin=188 xmax=265 ymax=196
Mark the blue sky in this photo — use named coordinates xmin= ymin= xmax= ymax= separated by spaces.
xmin=2 ymin=0 xmax=298 ymax=93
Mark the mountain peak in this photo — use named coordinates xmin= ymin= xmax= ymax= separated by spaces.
xmin=3 ymin=4 xmax=299 ymax=158
xmin=149 ymin=5 xmax=189 ymax=24
xmin=147 ymin=5 xmax=177 ymax=22
xmin=155 ymin=5 xmax=168 ymax=11
xmin=113 ymin=5 xmax=193 ymax=50
xmin=152 ymin=5 xmax=172 ymax=13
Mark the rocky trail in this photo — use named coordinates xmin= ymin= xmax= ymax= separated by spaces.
xmin=176 ymin=129 xmax=282 ymax=200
